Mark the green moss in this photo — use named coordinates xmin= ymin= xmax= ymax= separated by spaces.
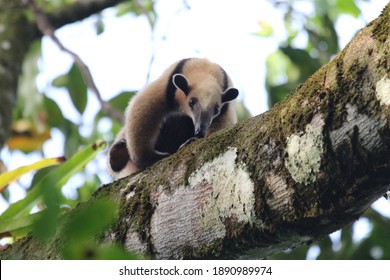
xmin=157 ymin=122 xmax=247 ymax=185
xmin=372 ymin=5 xmax=390 ymax=77
xmin=121 ymin=182 xmax=153 ymax=238
xmin=372 ymin=4 xmax=390 ymax=44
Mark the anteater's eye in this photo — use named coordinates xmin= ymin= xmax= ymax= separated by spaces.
xmin=189 ymin=97 xmax=197 ymax=108
xmin=214 ymin=105 xmax=220 ymax=115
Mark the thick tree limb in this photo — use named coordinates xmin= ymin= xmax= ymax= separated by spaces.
xmin=2 ymin=4 xmax=390 ymax=260
xmin=109 ymin=5 xmax=390 ymax=259
xmin=43 ymin=0 xmax=127 ymax=31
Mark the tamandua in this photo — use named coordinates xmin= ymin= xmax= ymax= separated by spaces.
xmin=108 ymin=58 xmax=239 ymax=179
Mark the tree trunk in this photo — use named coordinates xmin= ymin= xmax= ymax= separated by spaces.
xmin=0 ymin=0 xmax=34 ymax=149
xmin=2 ymin=4 xmax=390 ymax=260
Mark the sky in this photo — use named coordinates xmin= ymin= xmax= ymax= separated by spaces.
xmin=37 ymin=0 xmax=389 ymax=120
xmin=1 ymin=0 xmax=389 ymax=238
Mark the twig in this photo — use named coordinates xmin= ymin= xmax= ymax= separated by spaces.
xmin=133 ymin=0 xmax=155 ymax=29
xmin=23 ymin=0 xmax=124 ymax=123
xmin=133 ymin=0 xmax=156 ymax=84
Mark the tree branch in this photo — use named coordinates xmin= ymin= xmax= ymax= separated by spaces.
xmin=24 ymin=0 xmax=124 ymax=122
xmin=45 ymin=0 xmax=128 ymax=31
xmin=0 ymin=0 xmax=128 ymax=149
xmin=110 ymin=5 xmax=389 ymax=259
xmin=1 ymin=3 xmax=389 ymax=260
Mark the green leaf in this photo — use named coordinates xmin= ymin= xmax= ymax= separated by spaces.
xmin=15 ymin=40 xmax=44 ymax=126
xmin=43 ymin=95 xmax=65 ymax=128
xmin=1 ymin=188 xmax=11 ymax=202
xmin=65 ymin=198 xmax=117 ymax=241
xmin=61 ymin=198 xmax=141 ymax=260
xmin=116 ymin=1 xmax=135 ymax=16
xmin=280 ymin=46 xmax=322 ymax=80
xmin=53 ymin=118 xmax=85 ymax=158
xmin=30 ymin=166 xmax=57 ymax=190
xmin=267 ymin=83 xmax=297 ymax=107
xmin=336 ymin=0 xmax=361 ymax=18
xmin=52 ymin=63 xmax=88 ymax=115
xmin=65 ymin=63 xmax=88 ymax=114
xmin=0 ymin=212 xmax=42 ymax=234
xmin=0 ymin=140 xmax=106 ymax=226
xmin=265 ymin=50 xmax=299 ymax=86
xmin=95 ymin=91 xmax=135 ymax=129
xmin=306 ymin=14 xmax=339 ymax=58
xmin=32 ymin=184 xmax=62 ymax=241
xmin=117 ymin=1 xmax=148 ymax=17
xmin=109 ymin=91 xmax=136 ymax=112
xmin=63 ymin=119 xmax=85 ymax=157
xmin=116 ymin=0 xmax=156 ymax=28
xmin=95 ymin=14 xmax=105 ymax=35
xmin=52 ymin=74 xmax=68 ymax=88
xmin=0 ymin=157 xmax=65 ymax=191
xmin=316 ymin=236 xmax=335 ymax=259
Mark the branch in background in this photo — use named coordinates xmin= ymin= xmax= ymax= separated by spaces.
xmin=133 ymin=0 xmax=155 ymax=29
xmin=132 ymin=0 xmax=156 ymax=84
xmin=46 ymin=0 xmax=128 ymax=31
xmin=24 ymin=0 xmax=124 ymax=123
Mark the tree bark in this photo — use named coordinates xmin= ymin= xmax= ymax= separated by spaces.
xmin=45 ymin=0 xmax=127 ymax=30
xmin=0 ymin=0 xmax=34 ymax=149
xmin=0 ymin=0 xmax=127 ymax=150
xmin=2 ymin=4 xmax=390 ymax=260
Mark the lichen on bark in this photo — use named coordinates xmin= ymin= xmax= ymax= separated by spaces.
xmin=1 ymin=3 xmax=389 ymax=261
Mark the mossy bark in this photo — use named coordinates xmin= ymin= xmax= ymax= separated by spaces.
xmin=1 ymin=4 xmax=390 ymax=260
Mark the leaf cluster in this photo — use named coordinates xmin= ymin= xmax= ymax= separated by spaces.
xmin=260 ymin=0 xmax=359 ymax=107
xmin=0 ymin=0 xmax=148 ymax=259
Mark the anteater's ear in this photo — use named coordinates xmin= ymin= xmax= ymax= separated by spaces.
xmin=222 ymin=88 xmax=239 ymax=103
xmin=173 ymin=74 xmax=190 ymax=96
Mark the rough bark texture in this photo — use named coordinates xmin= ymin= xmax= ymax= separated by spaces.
xmin=1 ymin=4 xmax=390 ymax=260
xmin=0 ymin=0 xmax=34 ymax=149
xmin=0 ymin=0 xmax=126 ymax=150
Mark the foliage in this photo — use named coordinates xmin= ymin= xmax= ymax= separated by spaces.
xmin=61 ymin=198 xmax=140 ymax=260
xmin=0 ymin=0 xmax=388 ymax=259
xmin=255 ymin=0 xmax=390 ymax=259
xmin=0 ymin=0 xmax=152 ymax=259
xmin=0 ymin=140 xmax=138 ymax=259
xmin=52 ymin=63 xmax=88 ymax=115
xmin=1 ymin=0 xmax=146 ymax=204
xmin=262 ymin=0 xmax=356 ymax=107
xmin=0 ymin=156 xmax=64 ymax=191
